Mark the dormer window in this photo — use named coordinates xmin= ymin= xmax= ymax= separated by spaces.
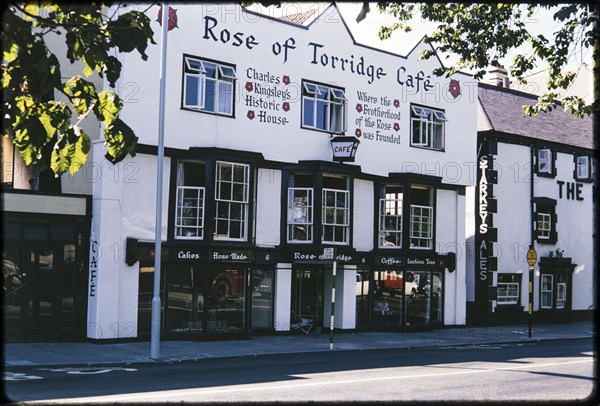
xmin=536 ymin=149 xmax=554 ymax=176
xmin=575 ymin=156 xmax=591 ymax=181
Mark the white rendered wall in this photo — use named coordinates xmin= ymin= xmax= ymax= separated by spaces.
xmin=493 ymin=142 xmax=595 ymax=312
xmin=115 ymin=4 xmax=477 ymax=186
xmin=255 ymin=168 xmax=282 ymax=247
xmin=436 ymin=189 xmax=466 ymax=325
xmin=87 ymin=147 xmax=170 ymax=339
xmin=353 ymin=179 xmax=374 ymax=252
xmin=274 ymin=264 xmax=292 ymax=331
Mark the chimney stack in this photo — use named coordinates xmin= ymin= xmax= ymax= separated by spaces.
xmin=486 ymin=63 xmax=511 ymax=88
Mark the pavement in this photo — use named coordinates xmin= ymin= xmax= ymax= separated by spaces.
xmin=3 ymin=320 xmax=595 ymax=368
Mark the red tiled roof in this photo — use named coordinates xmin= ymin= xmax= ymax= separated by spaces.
xmin=277 ymin=10 xmax=315 ymax=26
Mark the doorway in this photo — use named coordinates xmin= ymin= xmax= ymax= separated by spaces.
xmin=291 ymin=268 xmax=324 ymax=327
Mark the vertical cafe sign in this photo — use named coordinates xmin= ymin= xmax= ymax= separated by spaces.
xmin=475 ymin=139 xmax=497 ymax=322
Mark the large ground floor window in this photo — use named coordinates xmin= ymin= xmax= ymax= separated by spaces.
xmin=137 ymin=264 xmax=273 ymax=339
xmin=2 ymin=241 xmax=86 ymax=342
xmin=356 ymin=269 xmax=443 ymax=330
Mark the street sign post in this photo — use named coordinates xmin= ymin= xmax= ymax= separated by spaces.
xmin=323 ymin=247 xmax=336 ymax=350
xmin=526 ymin=246 xmax=537 ymax=338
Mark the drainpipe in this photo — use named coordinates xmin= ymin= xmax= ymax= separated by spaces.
xmin=529 ymin=145 xmax=535 ymax=337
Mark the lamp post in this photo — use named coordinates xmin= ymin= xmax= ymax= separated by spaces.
xmin=150 ymin=2 xmax=170 ymax=360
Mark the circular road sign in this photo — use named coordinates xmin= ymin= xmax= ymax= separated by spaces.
xmin=527 ymin=248 xmax=537 ymax=266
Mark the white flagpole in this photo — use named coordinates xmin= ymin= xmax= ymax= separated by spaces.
xmin=151 ymin=2 xmax=169 ymax=360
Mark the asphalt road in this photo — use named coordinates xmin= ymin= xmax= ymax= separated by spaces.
xmin=2 ymin=338 xmax=595 ymax=403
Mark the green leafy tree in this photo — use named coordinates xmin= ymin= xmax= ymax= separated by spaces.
xmin=2 ymin=2 xmax=155 ymax=177
xmin=372 ymin=2 xmax=598 ymax=117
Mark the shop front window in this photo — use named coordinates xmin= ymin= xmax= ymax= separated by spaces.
xmin=355 ymin=270 xmax=370 ymax=328
xmin=497 ymin=274 xmax=521 ymax=305
xmin=405 ymin=271 xmax=431 ymax=326
xmin=371 ymin=270 xmax=403 ymax=328
xmin=206 ymin=267 xmax=246 ymax=334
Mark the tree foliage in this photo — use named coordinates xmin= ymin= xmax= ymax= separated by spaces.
xmin=373 ymin=2 xmax=598 ymax=117
xmin=2 ymin=2 xmax=155 ymax=177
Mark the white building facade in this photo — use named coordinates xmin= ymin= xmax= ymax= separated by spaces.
xmin=86 ymin=4 xmax=477 ymax=340
xmin=469 ymin=83 xmax=595 ymax=324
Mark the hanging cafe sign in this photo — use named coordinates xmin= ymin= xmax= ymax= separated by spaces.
xmin=330 ymin=136 xmax=360 ymax=162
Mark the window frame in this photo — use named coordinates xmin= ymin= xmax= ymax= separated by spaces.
xmin=378 ymin=185 xmax=404 ymax=249
xmin=409 ymin=204 xmax=434 ymax=249
xmin=213 ymin=161 xmax=250 ymax=241
xmin=556 ymin=282 xmax=567 ymax=309
xmin=321 ymin=188 xmax=350 ymax=245
xmin=575 ymin=155 xmax=591 ymax=181
xmin=536 ymin=148 xmax=556 ymax=177
xmin=174 ymin=161 xmax=206 ymax=240
xmin=301 ymin=80 xmax=347 ymax=134
xmin=287 ymin=187 xmax=314 ymax=243
xmin=541 ymin=274 xmax=553 ymax=309
xmin=410 ymin=104 xmax=446 ymax=151
xmin=534 ymin=198 xmax=557 ymax=244
xmin=537 ymin=211 xmax=552 ymax=240
xmin=497 ymin=282 xmax=520 ymax=305
xmin=182 ymin=55 xmax=237 ymax=117
xmin=175 ymin=186 xmax=206 ymax=240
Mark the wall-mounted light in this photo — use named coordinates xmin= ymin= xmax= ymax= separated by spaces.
xmin=330 ymin=136 xmax=360 ymax=162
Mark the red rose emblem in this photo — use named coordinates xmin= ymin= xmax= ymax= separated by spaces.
xmin=282 ymin=75 xmax=290 ymax=85
xmin=157 ymin=6 xmax=178 ymax=31
xmin=356 ymin=104 xmax=363 ymax=113
xmin=245 ymin=82 xmax=253 ymax=92
xmin=355 ymin=128 xmax=362 ymax=137
xmin=394 ymin=99 xmax=400 ymax=108
xmin=247 ymin=111 xmax=255 ymax=120
xmin=449 ymin=79 xmax=461 ymax=99
xmin=394 ymin=123 xmax=400 ymax=132
xmin=282 ymin=102 xmax=290 ymax=112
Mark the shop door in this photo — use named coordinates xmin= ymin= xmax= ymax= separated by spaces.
xmin=164 ymin=265 xmax=204 ymax=335
xmin=291 ymin=269 xmax=324 ymax=327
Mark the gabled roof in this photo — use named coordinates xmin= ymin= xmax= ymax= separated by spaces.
xmin=478 ymin=83 xmax=594 ymax=150
xmin=276 ymin=10 xmax=315 ymax=26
